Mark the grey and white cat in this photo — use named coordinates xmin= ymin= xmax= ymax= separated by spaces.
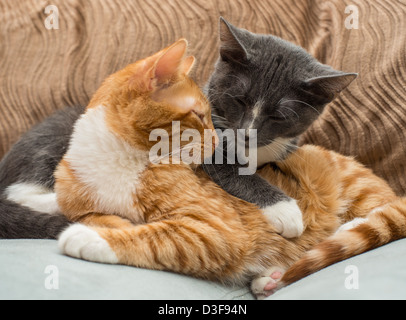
xmin=0 ymin=18 xmax=356 ymax=239
xmin=202 ymin=18 xmax=356 ymax=238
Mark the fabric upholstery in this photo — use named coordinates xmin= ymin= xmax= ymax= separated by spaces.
xmin=1 ymin=0 xmax=405 ymax=194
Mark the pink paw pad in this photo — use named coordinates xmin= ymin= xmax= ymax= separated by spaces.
xmin=264 ymin=271 xmax=283 ymax=292
xmin=264 ymin=281 xmax=277 ymax=292
xmin=251 ymin=267 xmax=286 ymax=299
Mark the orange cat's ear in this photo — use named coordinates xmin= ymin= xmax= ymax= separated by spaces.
xmin=179 ymin=56 xmax=196 ymax=76
xmin=151 ymin=39 xmax=188 ymax=87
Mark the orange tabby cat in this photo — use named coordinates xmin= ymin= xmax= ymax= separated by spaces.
xmin=55 ymin=39 xmax=406 ymax=299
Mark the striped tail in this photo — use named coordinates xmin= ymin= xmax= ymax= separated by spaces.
xmin=281 ymin=197 xmax=406 ymax=286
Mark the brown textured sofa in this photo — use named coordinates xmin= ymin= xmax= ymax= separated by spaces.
xmin=1 ymin=0 xmax=406 ymax=300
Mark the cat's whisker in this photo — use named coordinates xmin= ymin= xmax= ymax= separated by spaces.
xmin=269 ymin=139 xmax=302 ymax=156
xmin=223 ymin=92 xmax=245 ymax=99
xmin=211 ymin=117 xmax=230 ymax=125
xmin=280 ymin=105 xmax=300 ymax=119
xmin=211 ymin=114 xmax=227 ymax=121
xmin=201 ymin=161 xmax=223 ymax=187
xmin=224 ymin=74 xmax=246 ymax=83
xmin=282 ymin=100 xmax=321 ymax=115
xmin=270 ymin=139 xmax=298 ymax=150
xmin=276 ymin=109 xmax=288 ymax=120
xmin=152 ymin=143 xmax=203 ymax=163
xmin=264 ymin=143 xmax=283 ymax=159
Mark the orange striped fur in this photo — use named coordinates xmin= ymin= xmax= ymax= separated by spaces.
xmin=259 ymin=145 xmax=406 ymax=292
xmin=54 ymin=40 xmax=406 ymax=298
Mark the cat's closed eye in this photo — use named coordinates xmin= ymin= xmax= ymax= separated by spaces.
xmin=191 ymin=110 xmax=205 ymax=123
xmin=234 ymin=97 xmax=246 ymax=107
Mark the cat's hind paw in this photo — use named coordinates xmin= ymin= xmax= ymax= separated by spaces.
xmin=251 ymin=267 xmax=285 ymax=299
xmin=262 ymin=199 xmax=304 ymax=238
xmin=58 ymin=224 xmax=118 ymax=264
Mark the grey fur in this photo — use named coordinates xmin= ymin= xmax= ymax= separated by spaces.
xmin=0 ymin=106 xmax=84 ymax=238
xmin=202 ymin=18 xmax=357 ymax=209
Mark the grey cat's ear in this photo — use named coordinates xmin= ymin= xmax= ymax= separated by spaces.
xmin=304 ymin=72 xmax=358 ymax=102
xmin=219 ymin=17 xmax=248 ymax=64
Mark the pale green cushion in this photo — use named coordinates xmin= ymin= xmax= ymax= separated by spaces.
xmin=269 ymin=239 xmax=406 ymax=300
xmin=0 ymin=240 xmax=253 ymax=300
xmin=1 ymin=239 xmax=405 ymax=300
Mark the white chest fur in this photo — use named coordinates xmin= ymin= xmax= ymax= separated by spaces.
xmin=65 ymin=105 xmax=149 ymax=223
xmin=247 ymin=138 xmax=294 ymax=168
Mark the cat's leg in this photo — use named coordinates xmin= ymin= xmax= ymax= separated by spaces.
xmin=79 ymin=213 xmax=135 ymax=228
xmin=251 ymin=267 xmax=286 ymax=299
xmin=259 ymin=145 xmax=346 ymax=236
xmin=59 ymin=213 xmax=241 ymax=280
xmin=203 ymin=162 xmax=304 ymax=238
xmin=59 ymin=223 xmax=119 ymax=263
xmin=59 ymin=214 xmax=135 ymax=264
xmin=261 ymin=199 xmax=303 ymax=238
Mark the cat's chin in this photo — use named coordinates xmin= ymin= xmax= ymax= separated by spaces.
xmin=246 ymin=138 xmax=297 ymax=168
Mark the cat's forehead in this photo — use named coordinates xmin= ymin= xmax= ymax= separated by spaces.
xmin=153 ymin=82 xmax=209 ymax=114
xmin=166 ymin=92 xmax=207 ymax=114
xmin=168 ymin=94 xmax=196 ymax=109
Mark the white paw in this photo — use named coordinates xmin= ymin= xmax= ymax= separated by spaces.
xmin=262 ymin=199 xmax=304 ymax=238
xmin=251 ymin=267 xmax=285 ymax=299
xmin=336 ymin=217 xmax=368 ymax=234
xmin=58 ymin=224 xmax=118 ymax=264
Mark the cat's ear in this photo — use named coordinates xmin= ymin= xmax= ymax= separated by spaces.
xmin=219 ymin=17 xmax=248 ymax=64
xmin=179 ymin=56 xmax=196 ymax=76
xmin=303 ymin=72 xmax=358 ymax=102
xmin=151 ymin=38 xmax=188 ymax=87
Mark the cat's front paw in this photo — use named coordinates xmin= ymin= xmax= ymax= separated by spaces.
xmin=262 ymin=199 xmax=304 ymax=238
xmin=251 ymin=267 xmax=285 ymax=299
xmin=58 ymin=224 xmax=118 ymax=264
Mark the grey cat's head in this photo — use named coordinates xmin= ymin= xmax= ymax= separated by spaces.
xmin=206 ymin=18 xmax=357 ymax=163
